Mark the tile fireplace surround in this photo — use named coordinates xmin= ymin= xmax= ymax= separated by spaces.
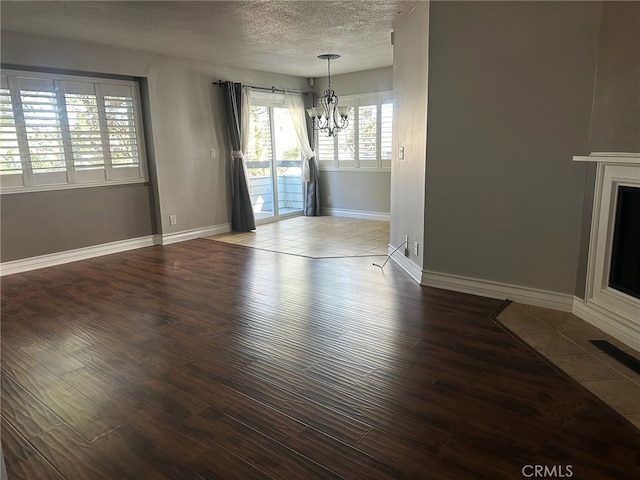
xmin=572 ymin=153 xmax=640 ymax=351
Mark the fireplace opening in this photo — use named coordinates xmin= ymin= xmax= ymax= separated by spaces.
xmin=609 ymin=185 xmax=640 ymax=299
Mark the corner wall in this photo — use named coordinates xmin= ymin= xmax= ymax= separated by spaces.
xmin=389 ymin=1 xmax=430 ymax=278
xmin=423 ymin=1 xmax=602 ymax=295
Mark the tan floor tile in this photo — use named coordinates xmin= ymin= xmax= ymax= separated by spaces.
xmin=207 ymin=216 xmax=389 ymax=259
xmin=518 ymin=332 xmax=586 ymax=356
xmin=560 ymin=328 xmax=633 ymax=355
xmin=367 ymin=247 xmax=389 ymax=256
xmin=546 ymin=353 xmax=624 ymax=382
xmin=624 ymin=414 xmax=640 ymax=429
xmin=593 ymin=351 xmax=640 ymax=380
xmin=581 ymin=379 xmax=640 ymax=415
xmin=519 ymin=304 xmax=559 ymax=317
xmin=497 ymin=305 xmax=555 ymax=336
xmin=540 ymin=313 xmax=589 ymax=331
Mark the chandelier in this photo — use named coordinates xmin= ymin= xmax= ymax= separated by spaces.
xmin=306 ymin=54 xmax=349 ymax=137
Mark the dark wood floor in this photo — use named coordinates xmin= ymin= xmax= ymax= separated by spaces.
xmin=1 ymin=239 xmax=639 ymax=479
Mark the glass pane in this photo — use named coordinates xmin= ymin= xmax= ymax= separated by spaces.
xmin=247 ymin=105 xmax=274 ymax=219
xmin=21 ymin=89 xmax=66 ymax=174
xmin=66 ymin=92 xmax=105 ymax=171
xmin=104 ymin=95 xmax=139 ymax=168
xmin=273 ymin=107 xmax=302 ymax=215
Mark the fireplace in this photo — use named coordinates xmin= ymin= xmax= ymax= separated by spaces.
xmin=573 ymin=153 xmax=640 ymax=350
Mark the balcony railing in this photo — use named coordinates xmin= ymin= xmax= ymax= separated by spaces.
xmin=246 ymin=160 xmax=303 ymax=214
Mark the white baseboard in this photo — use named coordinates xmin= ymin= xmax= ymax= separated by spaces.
xmin=420 ymin=270 xmax=574 ymax=312
xmin=0 ymin=236 xmax=156 ymax=276
xmin=159 ymin=223 xmax=231 ymax=245
xmin=388 ymin=245 xmax=422 ymax=283
xmin=418 ymin=269 xmax=638 ymax=350
xmin=323 ymin=208 xmax=390 ymax=222
xmin=1 ymin=223 xmax=232 ymax=276
xmin=572 ymin=297 xmax=640 ymax=351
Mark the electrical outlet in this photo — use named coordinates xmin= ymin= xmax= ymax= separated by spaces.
xmin=399 ymin=145 xmax=405 ymax=161
xmin=327 ymin=196 xmax=332 ymax=206
xmin=209 ymin=148 xmax=217 ymax=159
xmin=414 ymin=241 xmax=419 ymax=256
xmin=169 ymin=215 xmax=177 ymax=226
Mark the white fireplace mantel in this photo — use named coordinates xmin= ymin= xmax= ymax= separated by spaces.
xmin=572 ymin=152 xmax=640 ymax=350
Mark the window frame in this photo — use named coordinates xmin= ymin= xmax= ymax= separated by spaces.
xmin=316 ymin=91 xmax=393 ymax=172
xmin=0 ymin=68 xmax=148 ymax=195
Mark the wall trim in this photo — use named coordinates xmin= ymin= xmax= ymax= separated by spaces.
xmin=388 ymin=245 xmax=422 ymax=283
xmin=159 ymin=223 xmax=231 ymax=245
xmin=0 ymin=222 xmax=232 ymax=276
xmin=0 ymin=236 xmax=156 ymax=276
xmin=324 ymin=208 xmax=390 ymax=222
xmin=420 ymin=270 xmax=574 ymax=312
xmin=418 ymin=269 xmax=638 ymax=350
xmin=572 ymin=296 xmax=639 ymax=351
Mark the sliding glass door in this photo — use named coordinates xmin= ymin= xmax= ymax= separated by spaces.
xmin=246 ymin=94 xmax=303 ymax=221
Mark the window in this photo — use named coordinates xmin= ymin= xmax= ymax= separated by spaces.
xmin=316 ymin=93 xmax=393 ymax=170
xmin=0 ymin=70 xmax=147 ymax=192
xmin=246 ymin=91 xmax=303 ymax=220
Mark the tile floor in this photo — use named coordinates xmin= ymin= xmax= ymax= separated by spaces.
xmin=497 ymin=303 xmax=640 ymax=429
xmin=209 ymin=216 xmax=639 ymax=430
xmin=207 ymin=216 xmax=390 ymax=259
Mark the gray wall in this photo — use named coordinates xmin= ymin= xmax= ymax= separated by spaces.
xmin=1 ymin=31 xmax=307 ymax=261
xmin=389 ymin=1 xmax=430 ymax=266
xmin=313 ymin=66 xmax=392 ymax=97
xmin=1 ymin=185 xmax=155 ymax=261
xmin=319 ymin=170 xmax=390 ymax=215
xmin=589 ymin=1 xmax=640 ymax=153
xmin=422 ymin=1 xmax=602 ymax=294
xmin=314 ymin=67 xmax=393 ymax=217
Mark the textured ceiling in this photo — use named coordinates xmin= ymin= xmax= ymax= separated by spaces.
xmin=1 ymin=1 xmax=421 ymax=77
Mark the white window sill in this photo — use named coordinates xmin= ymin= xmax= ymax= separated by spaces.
xmin=318 ymin=167 xmax=391 ymax=173
xmin=0 ymin=177 xmax=148 ymax=195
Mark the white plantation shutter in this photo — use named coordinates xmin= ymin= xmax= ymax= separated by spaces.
xmin=104 ymin=88 xmax=140 ymax=174
xmin=380 ymin=102 xmax=393 ymax=168
xmin=0 ymin=70 xmax=146 ymax=192
xmin=337 ymin=109 xmax=356 ymax=168
xmin=315 ymin=93 xmax=393 ymax=170
xmin=63 ymin=81 xmax=105 ymax=182
xmin=0 ymin=76 xmax=23 ymax=187
xmin=358 ymin=104 xmax=377 ymax=168
xmin=317 ymin=131 xmax=335 ymax=166
xmin=19 ymin=77 xmax=67 ymax=185
xmin=105 ymin=95 xmax=138 ymax=167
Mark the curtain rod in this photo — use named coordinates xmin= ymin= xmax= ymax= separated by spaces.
xmin=213 ymin=80 xmax=311 ymax=95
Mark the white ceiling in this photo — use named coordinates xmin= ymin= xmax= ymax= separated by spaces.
xmin=1 ymin=1 xmax=421 ymax=77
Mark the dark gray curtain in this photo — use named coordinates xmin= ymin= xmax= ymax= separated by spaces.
xmin=304 ymin=157 xmax=321 ymax=216
xmin=223 ymin=82 xmax=255 ymax=231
